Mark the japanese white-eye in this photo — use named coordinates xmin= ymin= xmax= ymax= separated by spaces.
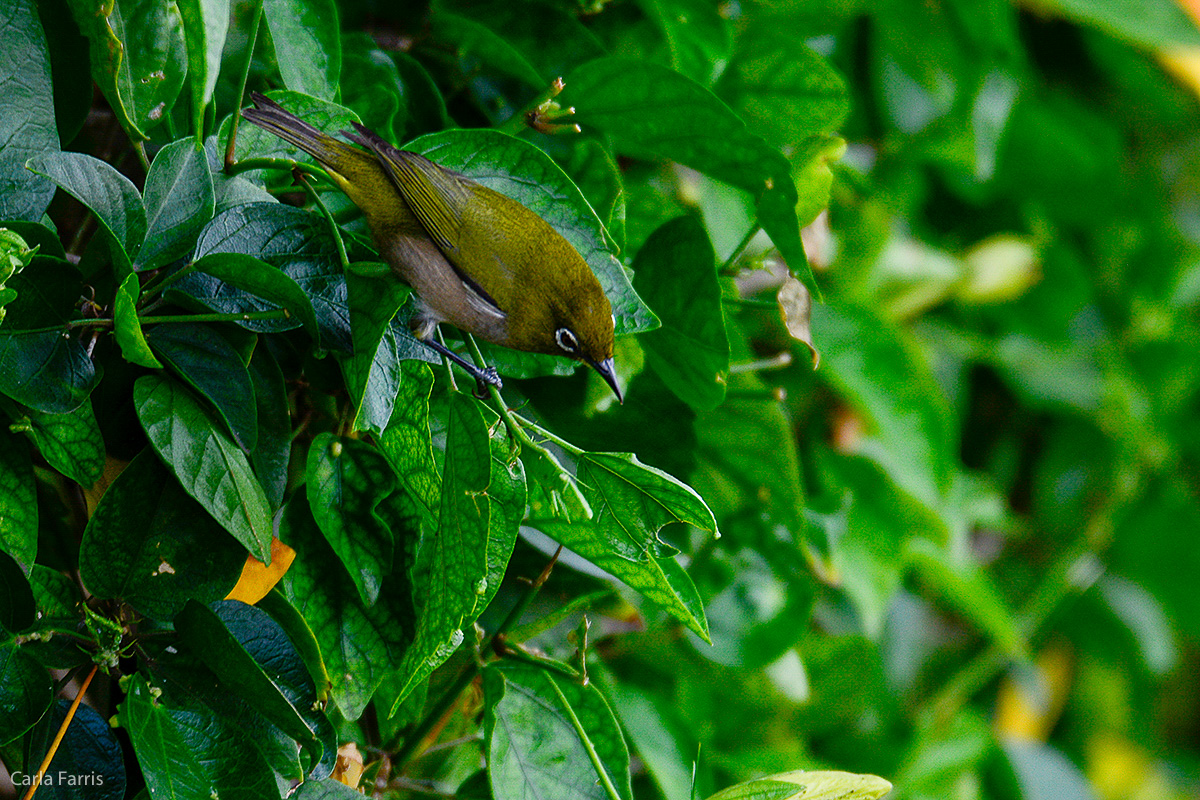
xmin=241 ymin=93 xmax=621 ymax=400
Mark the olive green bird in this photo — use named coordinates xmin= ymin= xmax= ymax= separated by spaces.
xmin=240 ymin=93 xmax=621 ymax=400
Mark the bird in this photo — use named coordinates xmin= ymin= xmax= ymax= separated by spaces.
xmin=239 ymin=93 xmax=621 ymax=401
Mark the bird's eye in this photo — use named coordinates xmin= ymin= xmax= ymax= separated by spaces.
xmin=555 ymin=327 xmax=579 ymax=354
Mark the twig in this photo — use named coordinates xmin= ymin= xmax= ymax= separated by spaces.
xmin=225 ymin=0 xmax=265 ymax=171
xmin=22 ymin=665 xmax=99 ymax=800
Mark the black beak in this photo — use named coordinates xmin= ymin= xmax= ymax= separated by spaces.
xmin=588 ymin=357 xmax=623 ymax=403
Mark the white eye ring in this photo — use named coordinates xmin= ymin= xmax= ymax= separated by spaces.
xmin=555 ymin=327 xmax=579 ymax=354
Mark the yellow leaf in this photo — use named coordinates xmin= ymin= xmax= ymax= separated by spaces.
xmin=224 ymin=537 xmax=296 ymax=605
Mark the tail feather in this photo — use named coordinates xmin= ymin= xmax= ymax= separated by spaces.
xmin=240 ymin=92 xmax=362 ymax=173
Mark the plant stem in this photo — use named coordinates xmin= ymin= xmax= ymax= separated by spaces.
xmin=225 ymin=0 xmax=265 ymax=172
xmin=23 ymin=664 xmax=98 ymax=800
xmin=719 ymin=224 xmax=762 ymax=277
xmin=543 ymin=673 xmax=624 ymax=800
xmin=295 ymin=170 xmax=350 ymax=271
xmin=138 ymin=263 xmax=198 ymax=308
xmin=31 ymin=308 xmax=292 ymax=335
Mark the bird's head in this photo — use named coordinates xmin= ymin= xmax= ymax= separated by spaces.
xmin=546 ymin=282 xmax=621 ymax=403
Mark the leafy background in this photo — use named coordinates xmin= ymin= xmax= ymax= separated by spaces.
xmin=2 ymin=0 xmax=1200 ymax=799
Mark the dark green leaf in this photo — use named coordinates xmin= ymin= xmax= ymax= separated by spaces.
xmin=291 ymin=780 xmax=365 ymax=799
xmin=177 ymin=0 xmax=230 ymax=136
xmin=183 ymin=203 xmax=350 ymax=351
xmin=634 ymin=216 xmax=729 ymax=410
xmin=222 ymin=90 xmax=360 ymax=168
xmin=257 ymin=589 xmax=332 ymax=708
xmin=562 ymin=57 xmax=817 ymax=297
xmin=38 ymin=0 xmax=92 ymax=146
xmin=568 ymin=140 xmax=626 ymax=256
xmin=0 ymin=425 xmax=36 ymax=566
xmin=134 ymin=374 xmax=274 ymax=561
xmin=340 ymin=269 xmax=428 ymax=436
xmin=80 ymin=449 xmax=245 ymax=620
xmin=340 ymin=33 xmax=405 ymax=142
xmin=248 ymin=345 xmax=291 ymax=509
xmin=190 ymin=252 xmax=320 ymax=342
xmin=113 ymin=274 xmax=162 ymax=368
xmin=25 ymin=152 xmax=146 ymax=272
xmin=146 ymin=323 xmax=257 ymax=451
xmin=408 ymin=129 xmax=658 ymax=335
xmin=391 ymin=51 xmax=451 ymax=139
xmin=279 ymin=490 xmax=415 ymax=720
xmin=66 ymin=0 xmax=187 ymax=141
xmin=430 ymin=9 xmax=544 ymax=89
xmin=639 ymin=0 xmax=731 ymax=84
xmin=38 ymin=700 xmax=126 ymax=800
xmin=118 ymin=673 xmax=282 ymax=800
xmin=0 ymin=326 xmax=98 ymax=413
xmin=175 ymin=600 xmax=325 ymax=757
xmin=5 ymin=398 xmax=104 ymax=487
xmin=262 ymin=0 xmax=341 ymax=100
xmin=138 ymin=138 xmax=216 ymax=270
xmin=0 ymin=550 xmax=35 ymax=633
xmin=306 ymin=434 xmax=398 ymax=605
xmin=378 ymin=361 xmax=442 ymax=523
xmin=0 ymin=635 xmax=52 ymax=745
xmin=0 ymin=221 xmax=65 ymax=261
xmin=484 ymin=662 xmax=632 ymax=800
xmin=1041 ymin=0 xmax=1200 ymax=48
xmin=812 ymin=302 xmax=955 ymax=512
xmin=715 ymin=27 xmax=849 ymax=150
xmin=0 ymin=0 xmax=59 ymax=222
xmin=388 ymin=392 xmax=492 ymax=709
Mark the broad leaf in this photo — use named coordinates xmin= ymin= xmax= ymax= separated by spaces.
xmin=0 ymin=550 xmax=35 ymax=632
xmin=639 ymin=0 xmax=731 ymax=84
xmin=0 ymin=634 xmax=52 ymax=745
xmin=26 ymin=152 xmax=146 ymax=272
xmin=146 ymin=323 xmax=257 ymax=451
xmin=485 ymin=662 xmax=633 ymax=800
xmin=67 ymin=0 xmax=187 ymax=141
xmin=183 ymin=203 xmax=351 ymax=351
xmin=190 ymin=252 xmax=319 ymax=341
xmin=4 ymin=398 xmax=105 ymax=487
xmin=38 ymin=700 xmax=127 ymax=800
xmin=378 ymin=361 xmax=442 ymax=523
xmin=0 ymin=0 xmax=59 ymax=222
xmin=248 ymin=345 xmax=291 ymax=509
xmin=177 ymin=0 xmax=230 ymax=136
xmin=134 ymin=375 xmax=273 ymax=561
xmin=279 ymin=490 xmax=415 ymax=720
xmin=80 ymin=449 xmax=245 ymax=620
xmin=633 ymin=216 xmax=729 ymax=410
xmin=222 ymin=90 xmax=360 ymax=168
xmin=138 ymin=138 xmax=216 ymax=270
xmin=408 ymin=129 xmax=658 ymax=336
xmin=705 ymin=771 xmax=893 ymax=800
xmin=0 ymin=426 xmax=36 ymax=566
xmin=306 ymin=434 xmax=398 ymax=606
xmin=262 ymin=0 xmax=341 ymax=100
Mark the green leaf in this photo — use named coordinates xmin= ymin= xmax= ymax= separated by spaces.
xmin=811 ymin=302 xmax=955 ymax=512
xmin=25 ymin=152 xmax=147 ymax=272
xmin=633 ymin=216 xmax=729 ymax=410
xmin=705 ymin=771 xmax=893 ymax=800
xmin=177 ymin=0 xmax=230 ymax=136
xmin=183 ymin=203 xmax=351 ymax=351
xmin=190 ymin=252 xmax=320 ymax=342
xmin=340 ymin=269 xmax=429 ymax=436
xmin=291 ymin=781 xmax=365 ymax=799
xmin=340 ymin=33 xmax=405 ymax=142
xmin=715 ymin=27 xmax=849 ymax=150
xmin=257 ymin=589 xmax=332 ymax=707
xmin=562 ymin=57 xmax=818 ymax=297
xmin=20 ymin=566 xmax=86 ymax=670
xmin=306 ymin=434 xmax=398 ymax=606
xmin=0 ymin=0 xmax=59 ymax=222
xmin=138 ymin=138 xmax=216 ymax=270
xmin=0 ymin=635 xmax=52 ymax=745
xmin=67 ymin=0 xmax=187 ymax=141
xmin=568 ymin=140 xmax=626 ymax=256
xmin=430 ymin=8 xmax=544 ymax=89
xmin=175 ymin=600 xmax=327 ymax=759
xmin=0 ymin=425 xmax=36 ymax=566
xmin=0 ymin=329 xmax=98 ymax=415
xmin=80 ymin=449 xmax=245 ymax=620
xmin=262 ymin=0 xmax=341 ymax=100
xmin=390 ymin=51 xmax=451 ymax=139
xmin=484 ymin=662 xmax=632 ymax=800
xmin=5 ymin=398 xmax=104 ymax=487
xmin=0 ymin=550 xmax=35 ymax=633
xmin=118 ymin=673 xmax=282 ymax=800
xmin=279 ymin=490 xmax=415 ymax=720
xmin=0 ymin=221 xmax=65 ymax=261
xmin=248 ymin=345 xmax=291 ymax=509
xmin=378 ymin=361 xmax=442 ymax=523
xmin=113 ymin=273 xmax=162 ymax=368
xmin=388 ymin=392 xmax=492 ymax=709
xmin=1040 ymin=0 xmax=1200 ymax=48
xmin=134 ymin=374 xmax=273 ymax=562
xmin=481 ymin=416 xmax=527 ymax=615
xmin=39 ymin=700 xmax=127 ymax=800
xmin=407 ymin=129 xmax=658 ymax=336
xmin=146 ymin=323 xmax=257 ymax=451
xmin=639 ymin=0 xmax=731 ymax=85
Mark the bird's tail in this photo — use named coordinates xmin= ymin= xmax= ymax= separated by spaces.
xmin=240 ymin=92 xmax=365 ymax=174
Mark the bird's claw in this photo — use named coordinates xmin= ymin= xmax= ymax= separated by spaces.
xmin=474 ymin=367 xmax=502 ymax=398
